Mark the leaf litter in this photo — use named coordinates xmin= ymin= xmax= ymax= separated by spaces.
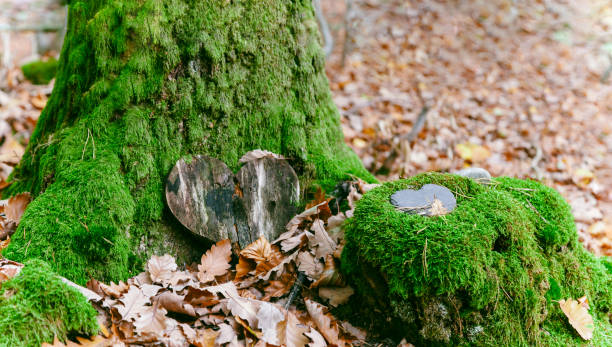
xmin=0 ymin=180 xmax=376 ymax=346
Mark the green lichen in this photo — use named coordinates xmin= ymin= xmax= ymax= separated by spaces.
xmin=21 ymin=58 xmax=59 ymax=85
xmin=3 ymin=0 xmax=373 ymax=285
xmin=342 ymin=173 xmax=612 ymax=346
xmin=0 ymin=259 xmax=99 ymax=346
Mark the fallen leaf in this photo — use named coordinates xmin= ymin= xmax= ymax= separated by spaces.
xmin=133 ymin=301 xmax=168 ymax=335
xmin=559 ymin=298 xmax=594 ymax=340
xmin=117 ymin=286 xmax=151 ymax=321
xmin=198 ymin=239 xmax=232 ymax=283
xmin=455 ymin=143 xmax=491 ymax=162
xmin=282 ymin=311 xmax=310 ymax=347
xmin=147 ymin=254 xmax=178 ymax=286
xmin=304 ymin=328 xmax=327 ymax=347
xmin=318 ymin=286 xmax=354 ymax=307
xmin=310 ymin=219 xmax=337 ymax=260
xmin=4 ymin=192 xmax=30 ymax=223
xmin=257 ymin=302 xmax=285 ymax=345
xmin=190 ymin=328 xmax=219 ymax=347
xmin=239 ymin=150 xmax=285 ymax=163
xmin=305 ymin=299 xmax=343 ymax=346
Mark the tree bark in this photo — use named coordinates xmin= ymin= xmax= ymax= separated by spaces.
xmin=3 ymin=0 xmax=372 ymax=284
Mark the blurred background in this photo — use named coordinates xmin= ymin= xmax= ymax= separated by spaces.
xmin=0 ymin=0 xmax=611 ymax=256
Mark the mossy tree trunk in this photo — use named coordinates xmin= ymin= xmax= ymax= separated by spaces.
xmin=3 ymin=0 xmax=372 ymax=284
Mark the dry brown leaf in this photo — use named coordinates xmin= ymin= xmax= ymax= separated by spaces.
xmin=304 ymin=299 xmax=343 ymax=346
xmin=559 ymin=298 xmax=594 ymax=340
xmin=239 ymin=149 xmax=284 ymax=163
xmin=311 ymin=254 xmax=345 ymax=288
xmin=147 ymin=254 xmax=177 ymax=286
xmin=156 ymin=291 xmax=196 ymax=317
xmin=340 ymin=320 xmax=367 ymax=341
xmin=117 ymin=286 xmax=151 ymax=321
xmin=198 ymin=239 xmax=232 ymax=283
xmin=397 ymin=338 xmax=415 ymax=347
xmin=318 ymin=286 xmax=354 ymax=307
xmin=286 ymin=202 xmax=326 ymax=233
xmin=0 ymin=258 xmax=22 ymax=283
xmin=133 ymin=301 xmax=168 ymax=335
xmin=236 ymin=255 xmax=255 ymax=279
xmin=455 ymin=143 xmax=491 ymax=162
xmin=304 ymin=327 xmax=327 ymax=347
xmin=240 ymin=236 xmax=273 ymax=262
xmin=263 ymin=278 xmax=294 ymax=300
xmin=30 ymin=93 xmax=47 ymax=109
xmin=215 ymin=323 xmax=238 ymax=345
xmin=257 ymin=302 xmax=285 ymax=345
xmin=310 ymin=219 xmax=337 ymax=260
xmin=190 ymin=328 xmax=220 ymax=347
xmin=297 ymin=251 xmax=322 ymax=279
xmin=4 ymin=192 xmax=30 ymax=224
xmin=282 ymin=311 xmax=310 ymax=347
xmin=240 ymin=236 xmax=283 ymax=274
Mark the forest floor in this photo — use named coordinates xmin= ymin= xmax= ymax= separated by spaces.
xmin=323 ymin=0 xmax=612 ymax=257
xmin=0 ymin=0 xmax=611 ymax=258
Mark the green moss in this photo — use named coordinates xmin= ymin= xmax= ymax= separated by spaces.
xmin=0 ymin=259 xmax=98 ymax=346
xmin=342 ymin=173 xmax=612 ymax=346
xmin=21 ymin=58 xmax=59 ymax=85
xmin=3 ymin=0 xmax=373 ymax=285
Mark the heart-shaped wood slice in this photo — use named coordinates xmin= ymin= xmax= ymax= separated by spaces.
xmin=390 ymin=184 xmax=456 ymax=216
xmin=166 ymin=155 xmax=239 ymax=243
xmin=236 ymin=157 xmax=299 ymax=244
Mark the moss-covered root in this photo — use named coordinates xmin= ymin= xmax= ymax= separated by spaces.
xmin=342 ymin=173 xmax=612 ymax=346
xmin=0 ymin=259 xmax=99 ymax=346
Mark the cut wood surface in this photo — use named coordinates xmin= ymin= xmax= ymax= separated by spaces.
xmin=166 ymin=155 xmax=299 ymax=248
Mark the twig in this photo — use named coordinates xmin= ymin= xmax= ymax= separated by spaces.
xmin=81 ymin=129 xmax=90 ymax=160
xmin=422 ymin=238 xmax=428 ymax=278
xmin=284 ymin=272 xmax=306 ymax=309
xmin=525 ymin=199 xmax=549 ymax=224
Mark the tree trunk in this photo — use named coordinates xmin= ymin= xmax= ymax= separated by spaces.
xmin=3 ymin=0 xmax=372 ymax=284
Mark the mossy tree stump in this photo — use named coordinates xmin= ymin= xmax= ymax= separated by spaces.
xmin=341 ymin=173 xmax=612 ymax=346
xmin=2 ymin=0 xmax=372 ymax=285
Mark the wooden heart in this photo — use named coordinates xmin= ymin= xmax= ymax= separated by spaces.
xmin=165 ymin=155 xmax=299 ymax=247
xmin=390 ymin=184 xmax=456 ymax=216
xmin=165 ymin=155 xmax=239 ymax=243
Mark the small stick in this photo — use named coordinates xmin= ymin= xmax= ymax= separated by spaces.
xmin=285 ymin=272 xmax=307 ymax=309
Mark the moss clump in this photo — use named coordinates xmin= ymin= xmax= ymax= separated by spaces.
xmin=21 ymin=58 xmax=59 ymax=85
xmin=342 ymin=172 xmax=612 ymax=346
xmin=0 ymin=259 xmax=99 ymax=346
xmin=3 ymin=0 xmax=373 ymax=285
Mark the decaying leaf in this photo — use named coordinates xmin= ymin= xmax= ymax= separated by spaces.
xmin=305 ymin=299 xmax=343 ymax=346
xmin=4 ymin=192 xmax=30 ymax=223
xmin=283 ymin=311 xmax=310 ymax=347
xmin=318 ymin=286 xmax=354 ymax=307
xmin=239 ymin=149 xmax=285 ymax=163
xmin=198 ymin=239 xmax=232 ymax=283
xmin=559 ymin=297 xmax=594 ymax=340
xmin=455 ymin=142 xmax=491 ymax=162
xmin=257 ymin=302 xmax=285 ymax=345
xmin=117 ymin=286 xmax=151 ymax=321
xmin=147 ymin=254 xmax=178 ymax=286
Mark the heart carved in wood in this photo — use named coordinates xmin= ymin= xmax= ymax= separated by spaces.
xmin=165 ymin=154 xmax=299 ymax=248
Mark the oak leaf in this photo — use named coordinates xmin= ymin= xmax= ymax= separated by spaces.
xmin=147 ymin=254 xmax=178 ymax=286
xmin=198 ymin=239 xmax=232 ymax=283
